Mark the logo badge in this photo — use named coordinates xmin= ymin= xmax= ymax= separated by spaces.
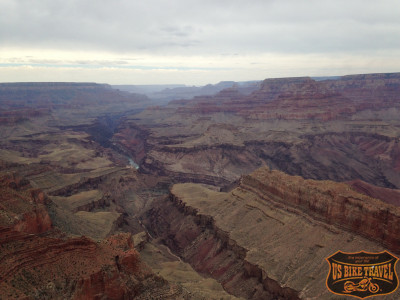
xmin=326 ymin=251 xmax=399 ymax=299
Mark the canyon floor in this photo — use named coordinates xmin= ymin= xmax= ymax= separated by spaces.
xmin=1 ymin=75 xmax=400 ymax=299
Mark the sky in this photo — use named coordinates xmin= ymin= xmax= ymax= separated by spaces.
xmin=1 ymin=0 xmax=400 ymax=85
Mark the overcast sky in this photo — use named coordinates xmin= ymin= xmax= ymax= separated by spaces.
xmin=1 ymin=0 xmax=399 ymax=85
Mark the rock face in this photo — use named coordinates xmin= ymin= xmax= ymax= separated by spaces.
xmin=145 ymin=194 xmax=300 ymax=300
xmin=0 ymin=174 xmax=52 ymax=234
xmin=0 ymin=227 xmax=185 ymax=299
xmin=144 ymin=166 xmax=400 ymax=299
xmin=160 ymin=74 xmax=400 ymax=120
xmin=348 ymin=179 xmax=400 ymax=207
xmin=0 ymin=81 xmax=238 ymax=299
xmin=112 ymin=123 xmax=148 ymax=164
xmin=241 ymin=167 xmax=400 ymax=253
xmin=116 ymin=73 xmax=400 ymax=189
xmin=2 ymin=74 xmax=400 ymax=299
xmin=0 ymin=174 xmax=188 ymax=299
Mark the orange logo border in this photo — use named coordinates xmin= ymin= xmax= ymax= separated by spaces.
xmin=326 ymin=250 xmax=399 ymax=299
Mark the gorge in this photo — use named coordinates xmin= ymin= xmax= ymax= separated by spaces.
xmin=1 ymin=74 xmax=400 ymax=299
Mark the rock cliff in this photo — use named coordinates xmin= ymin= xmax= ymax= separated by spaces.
xmin=0 ymin=174 xmax=188 ymax=299
xmin=241 ymin=167 xmax=400 ymax=253
xmin=0 ymin=227 xmax=182 ymax=299
xmin=0 ymin=174 xmax=52 ymax=234
xmin=0 ymin=81 xmax=243 ymax=299
xmin=348 ymin=179 xmax=400 ymax=207
xmin=144 ymin=166 xmax=400 ymax=299
xmin=2 ymin=74 xmax=400 ymax=299
xmin=117 ymin=73 xmax=400 ymax=189
xmin=155 ymin=74 xmax=400 ymax=121
xmin=145 ymin=194 xmax=300 ymax=300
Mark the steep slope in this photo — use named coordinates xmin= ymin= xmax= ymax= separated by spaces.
xmin=116 ymin=72 xmax=400 ymax=189
xmin=0 ymin=229 xmax=180 ymax=299
xmin=0 ymin=82 xmax=238 ymax=299
xmin=2 ymin=75 xmax=400 ymax=299
xmin=0 ymin=174 xmax=52 ymax=234
xmin=144 ymin=166 xmax=400 ymax=299
xmin=348 ymin=179 xmax=400 ymax=207
xmin=0 ymin=173 xmax=188 ymax=299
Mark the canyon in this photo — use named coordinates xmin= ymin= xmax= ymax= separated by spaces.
xmin=144 ymin=167 xmax=400 ymax=299
xmin=121 ymin=73 xmax=400 ymax=189
xmin=0 ymin=173 xmax=188 ymax=299
xmin=0 ymin=74 xmax=400 ymax=299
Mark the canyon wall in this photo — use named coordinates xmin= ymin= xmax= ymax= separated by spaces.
xmin=144 ymin=167 xmax=400 ymax=299
xmin=0 ymin=173 xmax=187 ymax=299
xmin=117 ymin=73 xmax=400 ymax=190
xmin=145 ymin=194 xmax=300 ymax=300
xmin=241 ymin=167 xmax=400 ymax=253
xmin=2 ymin=74 xmax=400 ymax=299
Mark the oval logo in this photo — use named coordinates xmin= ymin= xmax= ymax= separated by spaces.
xmin=326 ymin=251 xmax=399 ymax=299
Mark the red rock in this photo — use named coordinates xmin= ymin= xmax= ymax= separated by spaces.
xmin=144 ymin=194 xmax=300 ymax=300
xmin=156 ymin=73 xmax=400 ymax=121
xmin=0 ymin=173 xmax=185 ymax=299
xmin=0 ymin=174 xmax=52 ymax=234
xmin=0 ymin=227 xmax=150 ymax=299
xmin=348 ymin=179 xmax=400 ymax=207
xmin=241 ymin=167 xmax=400 ymax=253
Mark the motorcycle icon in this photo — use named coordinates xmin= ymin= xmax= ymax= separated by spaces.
xmin=343 ymin=277 xmax=379 ymax=293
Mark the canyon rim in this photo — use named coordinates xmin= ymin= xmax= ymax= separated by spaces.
xmin=0 ymin=74 xmax=400 ymax=299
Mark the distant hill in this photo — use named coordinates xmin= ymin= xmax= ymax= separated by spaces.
xmin=112 ymin=84 xmax=186 ymax=95
xmin=113 ymin=81 xmax=261 ymax=104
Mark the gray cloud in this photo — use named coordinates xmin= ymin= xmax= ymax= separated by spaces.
xmin=1 ymin=0 xmax=400 ymax=85
xmin=1 ymin=0 xmax=399 ymax=55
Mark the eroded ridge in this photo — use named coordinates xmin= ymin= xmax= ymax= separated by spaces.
xmin=144 ymin=166 xmax=400 ymax=299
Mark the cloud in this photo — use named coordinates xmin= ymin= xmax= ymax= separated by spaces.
xmin=0 ymin=0 xmax=400 ymax=84
xmin=1 ymin=51 xmax=400 ymax=85
xmin=1 ymin=0 xmax=399 ymax=54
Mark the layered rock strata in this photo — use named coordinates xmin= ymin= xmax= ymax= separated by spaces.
xmin=145 ymin=195 xmax=300 ymax=300
xmin=118 ymin=73 xmax=400 ymax=189
xmin=144 ymin=167 xmax=400 ymax=299
xmin=0 ymin=174 xmax=52 ymax=234
xmin=0 ymin=228 xmax=185 ymax=299
xmin=241 ymin=167 xmax=400 ymax=253
xmin=348 ymin=179 xmax=400 ymax=207
xmin=0 ymin=174 xmax=188 ymax=299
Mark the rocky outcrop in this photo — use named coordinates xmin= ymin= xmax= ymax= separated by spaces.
xmin=0 ymin=228 xmax=179 ymax=299
xmin=0 ymin=173 xmax=189 ymax=299
xmin=0 ymin=174 xmax=52 ymax=234
xmin=245 ymin=77 xmax=351 ymax=120
xmin=144 ymin=195 xmax=300 ymax=300
xmin=0 ymin=108 xmax=51 ymax=124
xmin=160 ymin=74 xmax=400 ymax=121
xmin=246 ymin=73 xmax=400 ymax=120
xmin=136 ymin=130 xmax=400 ymax=189
xmin=348 ymin=179 xmax=400 ymax=207
xmin=3 ymin=74 xmax=400 ymax=299
xmin=112 ymin=122 xmax=148 ymax=164
xmin=140 ymin=155 xmax=233 ymax=187
xmin=325 ymin=73 xmax=400 ymax=105
xmin=241 ymin=167 xmax=400 ymax=253
xmin=71 ymin=195 xmax=111 ymax=213
xmin=144 ymin=167 xmax=400 ymax=299
xmin=119 ymin=72 xmax=400 ymax=190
